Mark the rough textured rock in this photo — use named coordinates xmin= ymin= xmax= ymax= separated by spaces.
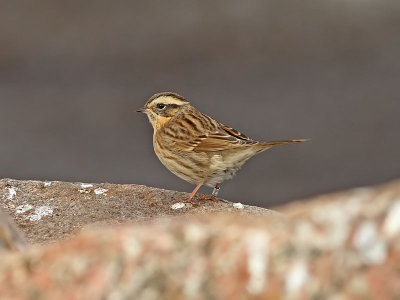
xmin=0 ymin=209 xmax=26 ymax=251
xmin=0 ymin=178 xmax=279 ymax=244
xmin=0 ymin=178 xmax=400 ymax=299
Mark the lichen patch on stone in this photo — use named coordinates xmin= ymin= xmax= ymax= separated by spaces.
xmin=233 ymin=202 xmax=244 ymax=209
xmin=15 ymin=204 xmax=34 ymax=214
xmin=285 ymin=260 xmax=309 ymax=296
xmin=383 ymin=200 xmax=400 ymax=238
xmin=353 ymin=221 xmax=387 ymax=265
xmin=246 ymin=231 xmax=269 ymax=294
xmin=171 ymin=202 xmax=186 ymax=210
xmin=6 ymin=186 xmax=17 ymax=201
xmin=80 ymin=183 xmax=93 ymax=188
xmin=94 ymin=188 xmax=108 ymax=195
xmin=26 ymin=206 xmax=54 ymax=222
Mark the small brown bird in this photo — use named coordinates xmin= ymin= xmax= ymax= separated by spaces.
xmin=138 ymin=92 xmax=305 ymax=204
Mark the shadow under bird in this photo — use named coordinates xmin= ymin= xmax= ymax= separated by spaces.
xmin=138 ymin=92 xmax=306 ymax=204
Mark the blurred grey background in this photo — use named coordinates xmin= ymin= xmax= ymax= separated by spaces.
xmin=1 ymin=1 xmax=399 ymax=207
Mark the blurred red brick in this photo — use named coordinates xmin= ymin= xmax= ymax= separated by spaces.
xmin=0 ymin=179 xmax=399 ymax=299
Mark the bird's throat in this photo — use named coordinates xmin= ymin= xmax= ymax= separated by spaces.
xmin=153 ymin=115 xmax=172 ymax=130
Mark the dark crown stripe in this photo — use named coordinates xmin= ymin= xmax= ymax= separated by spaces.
xmin=146 ymin=92 xmax=188 ymax=106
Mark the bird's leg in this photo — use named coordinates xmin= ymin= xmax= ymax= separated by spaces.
xmin=212 ymin=183 xmax=220 ymax=198
xmin=183 ymin=182 xmax=204 ymax=205
xmin=209 ymin=183 xmax=221 ymax=201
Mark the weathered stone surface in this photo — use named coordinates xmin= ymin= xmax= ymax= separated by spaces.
xmin=0 ymin=178 xmax=279 ymax=244
xmin=0 ymin=178 xmax=399 ymax=299
xmin=0 ymin=209 xmax=26 ymax=252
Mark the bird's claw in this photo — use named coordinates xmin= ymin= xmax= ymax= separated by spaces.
xmin=198 ymin=194 xmax=220 ymax=202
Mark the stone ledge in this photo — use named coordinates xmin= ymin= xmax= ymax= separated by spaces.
xmin=0 ymin=178 xmax=280 ymax=244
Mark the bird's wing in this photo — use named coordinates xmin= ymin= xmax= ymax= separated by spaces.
xmin=162 ymin=112 xmax=256 ymax=152
xmin=192 ymin=125 xmax=255 ymax=152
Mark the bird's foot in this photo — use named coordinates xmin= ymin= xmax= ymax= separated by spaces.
xmin=197 ymin=194 xmax=220 ymax=202
xmin=173 ymin=196 xmax=199 ymax=206
xmin=184 ymin=199 xmax=200 ymax=206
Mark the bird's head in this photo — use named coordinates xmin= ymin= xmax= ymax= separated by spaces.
xmin=138 ymin=92 xmax=190 ymax=130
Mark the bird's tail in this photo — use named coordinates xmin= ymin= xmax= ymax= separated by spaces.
xmin=259 ymin=139 xmax=308 ymax=147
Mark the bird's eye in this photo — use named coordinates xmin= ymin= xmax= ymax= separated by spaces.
xmin=157 ymin=103 xmax=166 ymax=109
